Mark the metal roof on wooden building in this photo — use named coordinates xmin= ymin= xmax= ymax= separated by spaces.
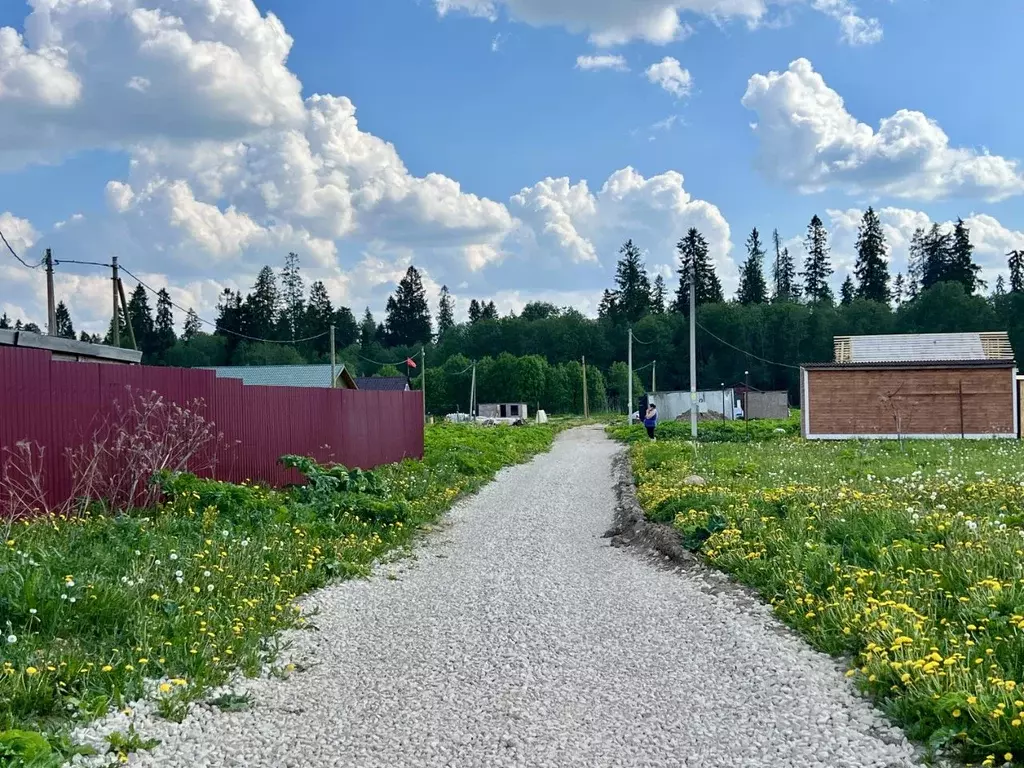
xmin=833 ymin=332 xmax=1014 ymax=365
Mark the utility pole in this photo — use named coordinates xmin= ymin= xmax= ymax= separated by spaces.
xmin=745 ymin=369 xmax=750 ymax=435
xmin=421 ymin=346 xmax=427 ymax=424
xmin=721 ymin=383 xmax=726 ymax=422
xmin=652 ymin=360 xmax=657 ymax=394
xmin=469 ymin=362 xmax=477 ymax=419
xmin=689 ymin=251 xmax=698 ymax=440
xmin=329 ymin=325 xmax=336 ymax=388
xmin=627 ymin=328 xmax=633 ymax=423
xmin=45 ymin=249 xmax=56 ymax=336
xmin=582 ymin=355 xmax=589 ymax=418
xmin=111 ymin=256 xmax=120 ymax=347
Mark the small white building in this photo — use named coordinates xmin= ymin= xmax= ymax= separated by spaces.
xmin=649 ymin=390 xmax=739 ymax=421
xmin=477 ymin=403 xmax=529 ymax=421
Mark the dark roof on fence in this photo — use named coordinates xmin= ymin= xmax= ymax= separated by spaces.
xmin=354 ymin=376 xmax=410 ymax=391
xmin=0 ymin=328 xmax=142 ymax=363
xmin=204 ymin=364 xmax=357 ymax=388
xmin=802 ymin=359 xmax=1016 ymax=371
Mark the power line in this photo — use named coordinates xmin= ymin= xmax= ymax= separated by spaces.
xmin=0 ymin=227 xmax=44 ymax=269
xmin=54 ymin=258 xmax=112 ymax=269
xmin=119 ymin=265 xmax=329 ymax=345
xmin=695 ymin=320 xmax=801 ymax=370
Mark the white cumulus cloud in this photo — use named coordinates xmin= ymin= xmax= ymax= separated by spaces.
xmin=575 ymin=54 xmax=629 ymax=71
xmin=434 ymin=0 xmax=881 ymax=46
xmin=645 ymin=57 xmax=692 ymax=98
xmin=742 ymin=59 xmax=1024 ymax=202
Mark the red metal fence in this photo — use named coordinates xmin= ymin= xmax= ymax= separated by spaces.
xmin=0 ymin=346 xmax=424 ymax=510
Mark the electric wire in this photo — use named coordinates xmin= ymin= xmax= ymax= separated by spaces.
xmin=0 ymin=227 xmax=44 ymax=269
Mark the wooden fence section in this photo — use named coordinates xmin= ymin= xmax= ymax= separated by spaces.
xmin=0 ymin=346 xmax=424 ymax=509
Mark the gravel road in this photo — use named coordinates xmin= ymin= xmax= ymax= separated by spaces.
xmin=78 ymin=427 xmax=921 ymax=768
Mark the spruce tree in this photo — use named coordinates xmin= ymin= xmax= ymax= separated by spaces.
xmin=598 ymin=289 xmax=619 ymax=320
xmin=802 ymin=215 xmax=833 ymax=304
xmin=840 ymin=275 xmax=855 ymax=306
xmin=921 ymin=223 xmax=953 ymax=291
xmin=613 ymin=240 xmax=653 ymax=323
xmin=183 ymin=309 xmax=202 ymax=341
xmin=279 ymin=252 xmax=305 ymax=340
xmin=437 ymin=286 xmax=456 ymax=336
xmin=468 ymin=300 xmax=482 ymax=324
xmin=333 ymin=306 xmax=359 ymax=348
xmin=892 ymin=273 xmax=905 ymax=307
xmin=907 ymin=228 xmax=925 ymax=299
xmin=854 ymin=207 xmax=890 ymax=303
xmin=127 ymin=284 xmax=155 ymax=356
xmin=0 ymin=313 xmax=9 ymax=329
xmin=1009 ymin=250 xmax=1024 ymax=294
xmin=651 ymin=275 xmax=667 ymax=313
xmin=154 ymin=289 xmax=176 ymax=361
xmin=737 ymin=228 xmax=768 ymax=305
xmin=245 ymin=266 xmax=279 ymax=340
xmin=54 ymin=301 xmax=75 ymax=339
xmin=672 ymin=228 xmax=723 ymax=311
xmin=385 ymin=266 xmax=432 ymax=346
xmin=948 ymin=218 xmax=982 ymax=295
xmin=359 ymin=308 xmax=377 ymax=349
xmin=303 ymin=280 xmax=334 ymax=357
xmin=994 ymin=275 xmax=1007 ymax=296
xmin=771 ymin=229 xmax=799 ymax=302
xmin=481 ymin=301 xmax=498 ymax=321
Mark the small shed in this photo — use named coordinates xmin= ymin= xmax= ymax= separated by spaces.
xmin=650 ymin=390 xmax=739 ymax=421
xmin=354 ymin=376 xmax=410 ymax=392
xmin=801 ymin=332 xmax=1018 ymax=440
xmin=478 ymin=403 xmax=528 ymax=420
xmin=205 ymin=364 xmax=357 ymax=389
xmin=0 ymin=328 xmax=142 ymax=364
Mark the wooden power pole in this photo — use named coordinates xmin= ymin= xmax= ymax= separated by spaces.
xmin=582 ymin=355 xmax=589 ymax=418
xmin=45 ymin=249 xmax=56 ymax=335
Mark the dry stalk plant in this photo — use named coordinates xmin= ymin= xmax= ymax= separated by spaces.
xmin=1 ymin=387 xmax=222 ymax=524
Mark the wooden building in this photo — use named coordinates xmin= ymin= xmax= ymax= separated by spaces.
xmin=0 ymin=328 xmax=142 ymax=364
xmin=801 ymin=332 xmax=1018 ymax=440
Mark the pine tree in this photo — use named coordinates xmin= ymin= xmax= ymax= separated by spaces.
xmin=385 ymin=266 xmax=432 ymax=346
xmin=948 ymin=218 xmax=982 ymax=295
xmin=737 ymin=228 xmax=768 ymax=305
xmin=854 ymin=207 xmax=890 ymax=303
xmin=468 ymin=300 xmax=482 ymax=324
xmin=153 ymin=289 xmax=176 ymax=361
xmin=994 ymin=275 xmax=1007 ymax=296
xmin=650 ymin=275 xmax=667 ymax=313
xmin=840 ymin=275 xmax=855 ymax=306
xmin=771 ymin=229 xmax=799 ymax=302
xmin=613 ymin=240 xmax=653 ymax=323
xmin=437 ymin=286 xmax=455 ymax=336
xmin=1009 ymin=250 xmax=1024 ymax=294
xmin=802 ymin=215 xmax=833 ymax=304
xmin=245 ymin=266 xmax=279 ymax=340
xmin=892 ymin=273 xmax=905 ymax=307
xmin=921 ymin=223 xmax=953 ymax=291
xmin=183 ymin=309 xmax=202 ymax=341
xmin=127 ymin=283 xmax=155 ymax=356
xmin=279 ymin=252 xmax=305 ymax=340
xmin=672 ymin=228 xmax=723 ymax=311
xmin=54 ymin=301 xmax=75 ymax=339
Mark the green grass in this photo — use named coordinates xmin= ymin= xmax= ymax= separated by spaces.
xmin=0 ymin=423 xmax=555 ymax=765
xmin=626 ymin=433 xmax=1024 ymax=766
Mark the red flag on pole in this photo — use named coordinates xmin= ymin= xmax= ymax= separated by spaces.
xmin=405 ymin=357 xmax=418 ymax=369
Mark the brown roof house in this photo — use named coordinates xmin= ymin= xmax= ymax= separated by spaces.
xmin=801 ymin=332 xmax=1018 ymax=440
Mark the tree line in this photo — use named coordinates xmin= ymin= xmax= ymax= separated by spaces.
xmin=6 ymin=209 xmax=1024 ymax=414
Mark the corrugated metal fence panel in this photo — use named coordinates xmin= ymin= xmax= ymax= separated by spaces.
xmin=0 ymin=347 xmax=424 ymax=513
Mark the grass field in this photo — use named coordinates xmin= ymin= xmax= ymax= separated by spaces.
xmin=624 ymin=427 xmax=1024 ymax=766
xmin=0 ymin=423 xmax=555 ymax=766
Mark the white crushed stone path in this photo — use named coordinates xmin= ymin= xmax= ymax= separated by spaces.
xmin=105 ymin=428 xmax=921 ymax=768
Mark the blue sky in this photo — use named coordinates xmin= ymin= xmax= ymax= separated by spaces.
xmin=1 ymin=0 xmax=1023 ymax=333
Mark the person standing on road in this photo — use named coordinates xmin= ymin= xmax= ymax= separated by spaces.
xmin=643 ymin=403 xmax=658 ymax=441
